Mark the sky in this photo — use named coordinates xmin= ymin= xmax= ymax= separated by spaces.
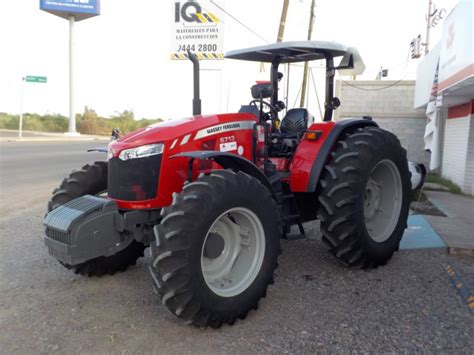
xmin=0 ymin=0 xmax=457 ymax=122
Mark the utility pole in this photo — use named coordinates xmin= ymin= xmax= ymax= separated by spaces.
xmin=261 ymin=0 xmax=290 ymax=73
xmin=425 ymin=0 xmax=432 ymax=55
xmin=277 ymin=0 xmax=290 ymax=42
xmin=277 ymin=0 xmax=290 ymax=112
xmin=300 ymin=0 xmax=315 ymax=108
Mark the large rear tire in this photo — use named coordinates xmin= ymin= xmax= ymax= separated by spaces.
xmin=317 ymin=126 xmax=410 ymax=268
xmin=149 ymin=170 xmax=282 ymax=328
xmin=48 ymin=161 xmax=145 ymax=276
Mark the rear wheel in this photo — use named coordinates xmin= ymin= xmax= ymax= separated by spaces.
xmin=149 ymin=170 xmax=282 ymax=328
xmin=48 ymin=161 xmax=145 ymax=276
xmin=317 ymin=126 xmax=410 ymax=268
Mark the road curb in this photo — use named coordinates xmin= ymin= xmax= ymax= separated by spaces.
xmin=448 ymin=247 xmax=474 ymax=257
xmin=0 ymin=129 xmax=109 ymax=142
xmin=1 ymin=137 xmax=109 ymax=142
xmin=445 ymin=264 xmax=474 ymax=313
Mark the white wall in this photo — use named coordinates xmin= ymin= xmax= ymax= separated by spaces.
xmin=463 ymin=115 xmax=474 ymax=195
xmin=441 ymin=115 xmax=472 ymax=192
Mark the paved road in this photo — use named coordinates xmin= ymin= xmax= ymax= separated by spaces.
xmin=0 ymin=141 xmax=473 ymax=353
xmin=0 ymin=140 xmax=105 ymax=215
xmin=1 ymin=130 xmax=43 ymax=138
xmin=0 ymin=129 xmax=108 ymax=140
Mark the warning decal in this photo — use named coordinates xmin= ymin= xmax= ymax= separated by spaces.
xmin=219 ymin=141 xmax=237 ymax=152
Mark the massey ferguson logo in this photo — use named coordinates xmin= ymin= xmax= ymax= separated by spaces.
xmin=175 ymin=1 xmax=219 ymax=23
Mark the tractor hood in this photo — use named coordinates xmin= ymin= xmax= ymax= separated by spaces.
xmin=109 ymin=113 xmax=257 ymax=158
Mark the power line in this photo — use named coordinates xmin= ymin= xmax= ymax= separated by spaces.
xmin=340 ymin=47 xmax=412 ymax=91
xmin=309 ymin=67 xmax=323 ymax=118
xmin=209 ymin=0 xmax=269 ymax=43
xmin=340 ymin=78 xmax=408 ymax=91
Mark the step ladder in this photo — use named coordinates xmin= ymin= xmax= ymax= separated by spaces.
xmin=269 ymin=174 xmax=306 ymax=240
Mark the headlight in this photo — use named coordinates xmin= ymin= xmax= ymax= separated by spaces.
xmin=118 ymin=143 xmax=164 ymax=161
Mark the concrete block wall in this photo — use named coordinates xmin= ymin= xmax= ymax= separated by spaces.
xmin=335 ymin=80 xmax=430 ymax=166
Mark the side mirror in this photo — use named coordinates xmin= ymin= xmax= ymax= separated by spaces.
xmin=111 ymin=128 xmax=121 ymax=141
xmin=327 ymin=97 xmax=341 ymax=110
xmin=274 ymin=100 xmax=286 ymax=112
xmin=251 ymin=83 xmax=274 ymax=100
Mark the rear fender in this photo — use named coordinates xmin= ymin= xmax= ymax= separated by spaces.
xmin=171 ymin=151 xmax=275 ymax=198
xmin=290 ymin=118 xmax=377 ymax=193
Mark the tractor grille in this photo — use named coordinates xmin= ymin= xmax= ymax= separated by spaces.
xmin=107 ymin=155 xmax=162 ymax=201
xmin=46 ymin=228 xmax=72 ymax=245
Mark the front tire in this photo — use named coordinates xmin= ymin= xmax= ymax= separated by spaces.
xmin=317 ymin=126 xmax=410 ymax=268
xmin=48 ymin=161 xmax=145 ymax=276
xmin=149 ymin=170 xmax=282 ymax=328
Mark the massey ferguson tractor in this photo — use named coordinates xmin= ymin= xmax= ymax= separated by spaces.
xmin=43 ymin=41 xmax=424 ymax=328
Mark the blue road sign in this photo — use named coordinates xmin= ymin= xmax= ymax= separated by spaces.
xmin=40 ymin=0 xmax=100 ymax=21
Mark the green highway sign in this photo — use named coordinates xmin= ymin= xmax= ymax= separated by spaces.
xmin=25 ymin=76 xmax=47 ymax=83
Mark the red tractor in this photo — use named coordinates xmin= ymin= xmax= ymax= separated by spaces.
xmin=44 ymin=41 xmax=423 ymax=328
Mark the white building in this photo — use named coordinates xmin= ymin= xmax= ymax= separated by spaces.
xmin=414 ymin=0 xmax=474 ymax=195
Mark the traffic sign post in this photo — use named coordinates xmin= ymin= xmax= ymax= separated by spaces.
xmin=25 ymin=76 xmax=47 ymax=83
xmin=68 ymin=15 xmax=76 ymax=135
xmin=40 ymin=0 xmax=100 ymax=135
xmin=19 ymin=76 xmax=47 ymax=139
xmin=19 ymin=78 xmax=24 ymax=140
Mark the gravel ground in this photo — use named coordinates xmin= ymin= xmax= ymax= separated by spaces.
xmin=0 ymin=205 xmax=473 ymax=353
xmin=410 ymin=194 xmax=446 ymax=217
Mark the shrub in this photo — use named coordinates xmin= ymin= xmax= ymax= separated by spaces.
xmin=0 ymin=109 xmax=162 ymax=136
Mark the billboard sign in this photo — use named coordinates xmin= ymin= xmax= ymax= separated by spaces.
xmin=40 ymin=0 xmax=100 ymax=21
xmin=438 ymin=0 xmax=474 ymax=92
xmin=171 ymin=0 xmax=225 ymax=60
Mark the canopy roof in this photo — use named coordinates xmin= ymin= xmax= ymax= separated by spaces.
xmin=225 ymin=40 xmax=351 ymax=63
xmin=225 ymin=40 xmax=366 ymax=75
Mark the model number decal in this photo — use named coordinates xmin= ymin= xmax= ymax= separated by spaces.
xmin=220 ymin=135 xmax=235 ymax=143
xmin=194 ymin=121 xmax=254 ymax=140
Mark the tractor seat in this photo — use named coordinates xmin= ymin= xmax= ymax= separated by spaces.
xmin=280 ymin=108 xmax=313 ymax=136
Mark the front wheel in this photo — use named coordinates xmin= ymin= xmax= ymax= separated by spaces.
xmin=317 ymin=126 xmax=410 ymax=268
xmin=149 ymin=170 xmax=283 ymax=328
xmin=48 ymin=162 xmax=146 ymax=276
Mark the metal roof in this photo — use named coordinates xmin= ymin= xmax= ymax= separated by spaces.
xmin=225 ymin=41 xmax=350 ymax=63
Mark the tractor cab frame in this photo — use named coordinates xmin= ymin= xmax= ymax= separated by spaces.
xmin=226 ymin=41 xmax=365 ymax=122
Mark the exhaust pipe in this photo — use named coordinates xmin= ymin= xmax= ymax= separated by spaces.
xmin=187 ymin=50 xmax=201 ymax=115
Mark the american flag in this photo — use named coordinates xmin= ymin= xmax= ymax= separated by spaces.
xmin=429 ymin=61 xmax=439 ymax=102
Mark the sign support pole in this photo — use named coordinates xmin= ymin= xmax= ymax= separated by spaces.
xmin=67 ymin=15 xmax=78 ymax=135
xmin=40 ymin=0 xmax=100 ymax=136
xmin=19 ymin=77 xmax=25 ymax=139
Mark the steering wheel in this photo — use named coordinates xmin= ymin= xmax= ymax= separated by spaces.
xmin=249 ymin=100 xmax=279 ymax=128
